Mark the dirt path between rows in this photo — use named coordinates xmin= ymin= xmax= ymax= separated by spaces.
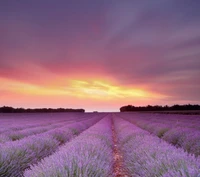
xmin=112 ymin=118 xmax=130 ymax=177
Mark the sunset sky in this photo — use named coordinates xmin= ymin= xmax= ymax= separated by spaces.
xmin=0 ymin=1 xmax=200 ymax=112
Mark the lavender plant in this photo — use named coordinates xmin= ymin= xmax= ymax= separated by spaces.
xmin=0 ymin=121 xmax=70 ymax=143
xmin=0 ymin=113 xmax=87 ymax=134
xmin=24 ymin=117 xmax=114 ymax=177
xmin=114 ymin=117 xmax=200 ymax=177
xmin=0 ymin=115 xmax=101 ymax=177
xmin=121 ymin=113 xmax=200 ymax=156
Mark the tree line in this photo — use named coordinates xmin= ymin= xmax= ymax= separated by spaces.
xmin=0 ymin=106 xmax=85 ymax=113
xmin=120 ymin=104 xmax=200 ymax=112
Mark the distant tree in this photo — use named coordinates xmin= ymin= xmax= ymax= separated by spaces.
xmin=0 ymin=106 xmax=85 ymax=113
xmin=119 ymin=104 xmax=200 ymax=112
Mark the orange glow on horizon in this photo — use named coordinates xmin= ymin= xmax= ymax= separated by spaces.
xmin=0 ymin=77 xmax=166 ymax=102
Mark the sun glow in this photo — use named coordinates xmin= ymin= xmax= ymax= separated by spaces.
xmin=68 ymin=79 xmax=149 ymax=99
xmin=0 ymin=76 xmax=168 ymax=111
xmin=0 ymin=77 xmax=165 ymax=103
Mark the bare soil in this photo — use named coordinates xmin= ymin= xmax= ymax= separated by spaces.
xmin=112 ymin=118 xmax=130 ymax=177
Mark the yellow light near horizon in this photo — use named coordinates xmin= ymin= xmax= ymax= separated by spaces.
xmin=67 ymin=79 xmax=164 ymax=100
xmin=0 ymin=77 xmax=166 ymax=100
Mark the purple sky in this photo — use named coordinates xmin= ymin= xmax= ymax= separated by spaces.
xmin=0 ymin=0 xmax=200 ymax=111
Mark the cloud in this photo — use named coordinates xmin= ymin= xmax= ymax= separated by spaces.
xmin=0 ymin=0 xmax=200 ymax=109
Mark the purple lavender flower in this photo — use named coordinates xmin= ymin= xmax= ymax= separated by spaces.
xmin=113 ymin=117 xmax=200 ymax=177
xmin=24 ymin=116 xmax=114 ymax=177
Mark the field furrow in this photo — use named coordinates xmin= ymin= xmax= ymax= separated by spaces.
xmin=0 ymin=113 xmax=87 ymax=134
xmin=0 ymin=114 xmax=103 ymax=177
xmin=111 ymin=115 xmax=130 ymax=177
xmin=24 ymin=115 xmax=113 ymax=177
xmin=0 ymin=113 xmax=96 ymax=143
xmin=113 ymin=115 xmax=200 ymax=177
xmin=1 ymin=112 xmax=200 ymax=177
xmin=120 ymin=113 xmax=200 ymax=157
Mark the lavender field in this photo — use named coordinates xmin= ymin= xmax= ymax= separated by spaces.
xmin=0 ymin=113 xmax=200 ymax=177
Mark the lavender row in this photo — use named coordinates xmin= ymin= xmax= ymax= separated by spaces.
xmin=0 ymin=115 xmax=102 ymax=177
xmin=0 ymin=113 xmax=86 ymax=134
xmin=0 ymin=120 xmax=74 ymax=143
xmin=119 ymin=113 xmax=200 ymax=130
xmin=120 ymin=113 xmax=200 ymax=156
xmin=0 ymin=113 xmax=95 ymax=143
xmin=114 ymin=117 xmax=200 ymax=177
xmin=24 ymin=116 xmax=114 ymax=177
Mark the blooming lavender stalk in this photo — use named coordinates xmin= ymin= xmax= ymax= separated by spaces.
xmin=163 ymin=127 xmax=200 ymax=157
xmin=0 ymin=121 xmax=72 ymax=143
xmin=114 ymin=117 xmax=200 ymax=177
xmin=24 ymin=116 xmax=114 ymax=177
xmin=0 ymin=115 xmax=101 ymax=177
xmin=120 ymin=113 xmax=200 ymax=156
xmin=0 ymin=113 xmax=87 ymax=134
xmin=0 ymin=113 xmax=100 ymax=143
